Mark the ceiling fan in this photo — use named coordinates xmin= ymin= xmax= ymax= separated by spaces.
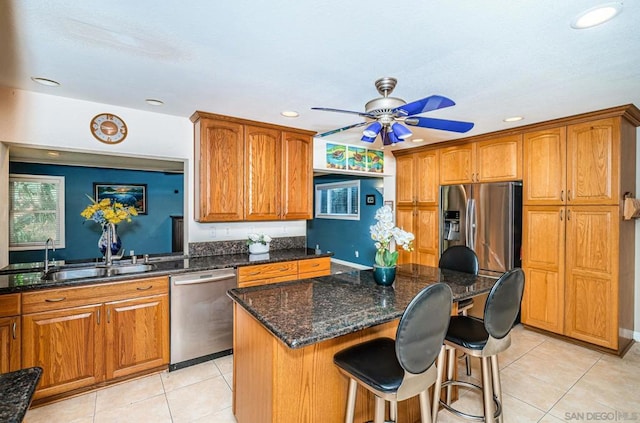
xmin=312 ymin=77 xmax=474 ymax=146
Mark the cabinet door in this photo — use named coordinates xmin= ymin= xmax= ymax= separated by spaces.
xmin=395 ymin=155 xmax=416 ymax=207
xmin=475 ymin=135 xmax=522 ymax=182
xmin=281 ymin=131 xmax=313 ymax=220
xmin=564 ymin=206 xmax=618 ymax=349
xmin=439 ymin=144 xmax=473 ymax=185
xmin=415 ymin=206 xmax=439 ymax=267
xmin=0 ymin=317 xmax=20 ymax=373
xmin=416 ymin=150 xmax=439 ymax=205
xmin=523 ymin=128 xmax=566 ymax=205
xmin=521 ymin=206 xmax=565 ymax=334
xmin=104 ymin=294 xmax=169 ymax=380
xmin=22 ymin=304 xmax=104 ymax=399
xmin=245 ymin=125 xmax=281 ymax=220
xmin=566 ymin=118 xmax=620 ymax=205
xmin=395 ymin=207 xmax=415 ymax=265
xmin=196 ymin=119 xmax=245 ymax=221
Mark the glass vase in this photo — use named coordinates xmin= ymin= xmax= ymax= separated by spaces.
xmin=372 ymin=265 xmax=397 ymax=287
xmin=98 ymin=223 xmax=122 ymax=257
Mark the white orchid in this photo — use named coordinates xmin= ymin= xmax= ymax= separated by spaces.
xmin=369 ymin=205 xmax=414 ymax=267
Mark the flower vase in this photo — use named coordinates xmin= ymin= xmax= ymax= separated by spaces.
xmin=98 ymin=223 xmax=122 ymax=257
xmin=372 ymin=265 xmax=397 ymax=286
xmin=249 ymin=242 xmax=270 ymax=254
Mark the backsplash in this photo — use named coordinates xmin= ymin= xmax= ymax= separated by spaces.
xmin=188 ymin=236 xmax=306 ymax=257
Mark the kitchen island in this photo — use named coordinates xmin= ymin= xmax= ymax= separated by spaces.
xmin=227 ymin=263 xmax=499 ymax=423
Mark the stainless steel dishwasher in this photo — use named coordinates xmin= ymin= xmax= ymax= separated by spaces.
xmin=169 ymin=268 xmax=237 ymax=371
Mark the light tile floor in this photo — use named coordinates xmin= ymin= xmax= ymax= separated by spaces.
xmin=24 ymin=326 xmax=640 ymax=423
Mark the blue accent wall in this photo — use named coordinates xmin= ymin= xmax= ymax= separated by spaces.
xmin=9 ymin=162 xmax=184 ymax=264
xmin=306 ymin=175 xmax=383 ymax=266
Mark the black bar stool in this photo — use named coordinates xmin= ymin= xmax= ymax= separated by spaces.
xmin=333 ymin=283 xmax=453 ymax=423
xmin=432 ymin=268 xmax=525 ymax=423
xmin=439 ymin=245 xmax=479 ymax=377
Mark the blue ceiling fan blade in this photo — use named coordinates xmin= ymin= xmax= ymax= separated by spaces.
xmin=393 ymin=95 xmax=455 ymax=117
xmin=404 ymin=116 xmax=474 ymax=133
xmin=311 ymin=107 xmax=375 ymax=119
xmin=316 ymin=121 xmax=368 ymax=137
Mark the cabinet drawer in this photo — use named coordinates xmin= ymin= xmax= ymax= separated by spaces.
xmin=0 ymin=293 xmax=21 ymax=317
xmin=22 ymin=276 xmax=169 ymax=314
xmin=238 ymin=261 xmax=298 ymax=285
xmin=298 ymin=258 xmax=330 ymax=275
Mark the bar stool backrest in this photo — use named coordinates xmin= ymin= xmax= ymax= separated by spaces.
xmin=439 ymin=246 xmax=479 ymax=275
xmin=395 ymin=283 xmax=453 ymax=375
xmin=483 ymin=268 xmax=525 ymax=339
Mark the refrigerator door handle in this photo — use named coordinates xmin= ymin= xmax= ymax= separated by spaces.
xmin=469 ymin=198 xmax=476 ymax=251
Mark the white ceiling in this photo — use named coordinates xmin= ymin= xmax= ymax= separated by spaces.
xmin=1 ymin=0 xmax=639 ymax=152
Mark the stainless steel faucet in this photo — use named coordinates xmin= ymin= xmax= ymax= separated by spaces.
xmin=44 ymin=238 xmax=55 ymax=273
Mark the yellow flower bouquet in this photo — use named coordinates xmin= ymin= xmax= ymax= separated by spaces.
xmin=80 ymin=195 xmax=138 ymax=225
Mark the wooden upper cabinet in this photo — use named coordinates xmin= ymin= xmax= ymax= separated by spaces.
xmin=396 ymin=155 xmax=416 ymax=207
xmin=523 ymin=128 xmax=567 ymax=205
xmin=281 ymin=131 xmax=313 ymax=220
xmin=566 ymin=118 xmax=620 ymax=205
xmin=475 ymin=135 xmax=522 ymax=182
xmin=439 ymin=144 xmax=473 ymax=184
xmin=245 ymin=126 xmax=281 ymax=221
xmin=396 ymin=150 xmax=439 ymax=207
xmin=192 ymin=112 xmax=315 ymax=222
xmin=194 ymin=118 xmax=245 ymax=222
xmin=439 ymin=136 xmax=521 ymax=185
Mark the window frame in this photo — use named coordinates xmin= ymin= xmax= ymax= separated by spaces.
xmin=315 ymin=180 xmax=360 ymax=221
xmin=9 ymin=173 xmax=66 ymax=251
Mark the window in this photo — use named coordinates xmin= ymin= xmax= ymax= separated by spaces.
xmin=315 ymin=180 xmax=360 ymax=220
xmin=9 ymin=174 xmax=65 ymax=250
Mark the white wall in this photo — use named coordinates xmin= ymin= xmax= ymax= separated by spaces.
xmin=0 ymin=87 xmax=306 ymax=264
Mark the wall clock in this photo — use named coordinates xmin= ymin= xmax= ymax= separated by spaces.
xmin=90 ymin=113 xmax=128 ymax=144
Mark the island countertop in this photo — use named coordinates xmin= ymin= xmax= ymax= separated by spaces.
xmin=227 ymin=263 xmax=498 ymax=349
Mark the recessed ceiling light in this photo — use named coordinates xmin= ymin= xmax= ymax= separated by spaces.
xmin=411 ymin=138 xmax=425 ymax=143
xmin=47 ymin=151 xmax=60 ymax=157
xmin=281 ymin=111 xmax=299 ymax=118
xmin=31 ymin=77 xmax=60 ymax=87
xmin=571 ymin=2 xmax=622 ymax=29
xmin=145 ymin=99 xmax=164 ymax=106
xmin=503 ymin=116 xmax=524 ymax=123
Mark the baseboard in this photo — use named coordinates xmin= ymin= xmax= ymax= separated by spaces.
xmin=330 ymin=258 xmax=371 ymax=270
xmin=634 ymin=330 xmax=640 ymax=342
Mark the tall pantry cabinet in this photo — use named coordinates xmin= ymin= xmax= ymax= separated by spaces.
xmin=521 ymin=106 xmax=640 ymax=354
xmin=394 ymin=149 xmax=440 ymax=266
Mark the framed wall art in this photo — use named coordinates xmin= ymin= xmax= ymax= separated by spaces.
xmin=94 ymin=183 xmax=147 ymax=214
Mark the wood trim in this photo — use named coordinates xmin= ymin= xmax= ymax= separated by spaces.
xmin=190 ymin=111 xmax=316 ymax=136
xmin=392 ymin=104 xmax=640 ymax=157
xmin=0 ymin=293 xmax=20 ymax=317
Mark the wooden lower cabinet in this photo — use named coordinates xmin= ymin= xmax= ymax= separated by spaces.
xmin=105 ymin=295 xmax=169 ymax=380
xmin=238 ymin=257 xmax=331 ymax=288
xmin=522 ymin=205 xmax=631 ymax=353
xmin=21 ymin=276 xmax=169 ymax=401
xmin=0 ymin=293 xmax=21 ymax=373
xmin=0 ymin=316 xmax=21 ymax=373
xmin=22 ymin=304 xmax=104 ymax=399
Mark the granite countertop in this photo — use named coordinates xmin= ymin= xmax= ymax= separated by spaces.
xmin=0 ymin=367 xmax=42 ymax=423
xmin=227 ymin=263 xmax=499 ymax=349
xmin=0 ymin=248 xmax=332 ymax=294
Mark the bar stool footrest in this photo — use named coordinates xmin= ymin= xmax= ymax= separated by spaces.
xmin=439 ymin=380 xmax=502 ymax=422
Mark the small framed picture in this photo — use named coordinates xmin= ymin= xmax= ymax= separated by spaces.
xmin=384 ymin=200 xmax=394 ymax=211
xmin=366 ymin=195 xmax=376 ymax=205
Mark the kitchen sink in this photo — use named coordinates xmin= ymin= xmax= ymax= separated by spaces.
xmin=42 ymin=263 xmax=157 ymax=282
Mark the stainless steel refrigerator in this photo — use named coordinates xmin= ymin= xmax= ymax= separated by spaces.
xmin=440 ymin=182 xmax=522 ymax=277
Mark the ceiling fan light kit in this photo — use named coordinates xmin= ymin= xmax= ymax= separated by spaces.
xmin=312 ymin=77 xmax=474 ymax=146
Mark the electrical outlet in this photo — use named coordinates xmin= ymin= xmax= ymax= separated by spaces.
xmin=355 ymin=250 xmax=359 ymax=258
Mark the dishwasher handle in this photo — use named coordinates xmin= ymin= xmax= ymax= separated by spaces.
xmin=172 ymin=271 xmax=237 ymax=286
